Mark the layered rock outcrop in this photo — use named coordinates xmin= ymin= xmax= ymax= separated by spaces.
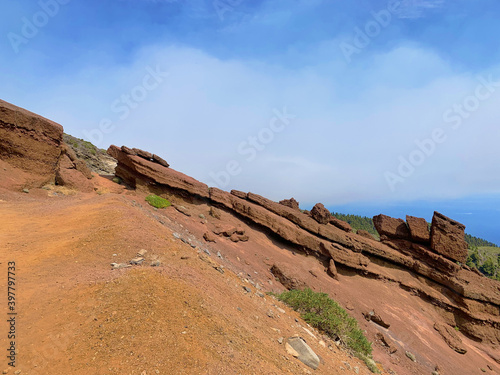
xmin=0 ymin=99 xmax=63 ymax=184
xmin=0 ymin=99 xmax=93 ymax=190
xmin=109 ymin=145 xmax=500 ymax=348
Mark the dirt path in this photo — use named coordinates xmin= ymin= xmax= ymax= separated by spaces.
xmin=0 ymin=188 xmax=372 ymax=375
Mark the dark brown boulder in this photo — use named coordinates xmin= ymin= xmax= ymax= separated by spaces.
xmin=279 ymin=198 xmax=300 ymax=211
xmin=363 ymin=310 xmax=390 ymax=329
xmin=406 ymin=215 xmax=430 ymax=244
xmin=132 ymin=148 xmax=153 ymax=161
xmin=430 ymin=212 xmax=468 ymax=263
xmin=373 ymin=214 xmax=411 ymax=240
xmin=237 ymin=234 xmax=249 ymax=242
xmin=310 ymin=203 xmax=331 ymax=224
xmin=0 ymin=99 xmax=63 ymax=184
xmin=203 ymin=231 xmax=217 ymax=243
xmin=433 ymin=323 xmax=467 ymax=354
xmin=152 ymin=154 xmax=169 ymax=168
xmin=329 ymin=217 xmax=352 ymax=232
xmin=229 ymin=233 xmax=240 ymax=242
xmin=121 ymin=146 xmax=137 ymax=155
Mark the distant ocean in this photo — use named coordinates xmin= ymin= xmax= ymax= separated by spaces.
xmin=329 ymin=193 xmax=500 ymax=246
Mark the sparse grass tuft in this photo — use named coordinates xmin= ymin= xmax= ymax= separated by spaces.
xmin=145 ymin=194 xmax=171 ymax=209
xmin=276 ymin=288 xmax=378 ymax=373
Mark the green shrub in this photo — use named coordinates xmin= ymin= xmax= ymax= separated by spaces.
xmin=145 ymin=194 xmax=171 ymax=209
xmin=276 ymin=288 xmax=378 ymax=372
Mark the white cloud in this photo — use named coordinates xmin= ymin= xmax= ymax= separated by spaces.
xmin=18 ymin=42 xmax=500 ymax=206
xmin=394 ymin=0 xmax=446 ymax=19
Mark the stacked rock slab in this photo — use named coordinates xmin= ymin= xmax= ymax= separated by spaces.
xmin=0 ymin=99 xmax=63 ymax=184
xmin=430 ymin=211 xmax=468 ymax=263
xmin=373 ymin=212 xmax=468 ymax=266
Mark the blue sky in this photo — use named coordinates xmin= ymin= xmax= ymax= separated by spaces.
xmin=2 ymin=0 xmax=500 ymax=243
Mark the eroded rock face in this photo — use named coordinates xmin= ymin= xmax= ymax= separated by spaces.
xmin=279 ymin=197 xmax=300 ymax=210
xmin=311 ymin=203 xmax=331 ymax=224
xmin=406 ymin=215 xmax=430 ymax=244
xmin=0 ymin=99 xmax=63 ymax=184
xmin=373 ymin=214 xmax=411 ymax=240
xmin=430 ymin=212 xmax=468 ymax=263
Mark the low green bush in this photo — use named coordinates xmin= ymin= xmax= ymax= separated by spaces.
xmin=276 ymin=288 xmax=378 ymax=372
xmin=145 ymin=194 xmax=171 ymax=209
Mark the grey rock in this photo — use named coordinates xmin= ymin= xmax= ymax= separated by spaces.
xmin=405 ymin=351 xmax=416 ymax=362
xmin=130 ymin=257 xmax=145 ymax=265
xmin=243 ymin=286 xmax=252 ymax=293
xmin=285 ymin=337 xmax=320 ymax=370
xmin=203 ymin=248 xmax=211 ymax=256
xmin=173 ymin=232 xmax=181 ymax=239
xmin=199 ymin=214 xmax=206 ymax=219
xmin=22 ymin=188 xmax=29 ymax=193
xmin=137 ymin=249 xmax=147 ymax=257
xmin=278 ymin=337 xmax=284 ymax=344
xmin=151 ymin=260 xmax=161 ymax=267
xmin=217 ymin=251 xmax=223 ymax=259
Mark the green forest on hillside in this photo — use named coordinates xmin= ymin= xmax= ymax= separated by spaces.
xmin=331 ymin=212 xmax=500 ymax=281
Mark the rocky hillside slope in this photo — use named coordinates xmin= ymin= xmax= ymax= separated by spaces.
xmin=1 ymin=99 xmax=499 ymax=375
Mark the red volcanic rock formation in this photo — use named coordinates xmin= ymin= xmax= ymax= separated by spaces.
xmin=0 ymin=99 xmax=92 ymax=190
xmin=109 ymin=144 xmax=500 ymax=351
xmin=431 ymin=211 xmax=469 ymax=263
xmin=279 ymin=197 xmax=300 ymax=210
xmin=310 ymin=203 xmax=331 ymax=224
xmin=406 ymin=215 xmax=430 ymax=243
xmin=373 ymin=214 xmax=411 ymax=240
xmin=108 ymin=145 xmax=207 ymax=197
xmin=0 ymin=99 xmax=63 ymax=184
